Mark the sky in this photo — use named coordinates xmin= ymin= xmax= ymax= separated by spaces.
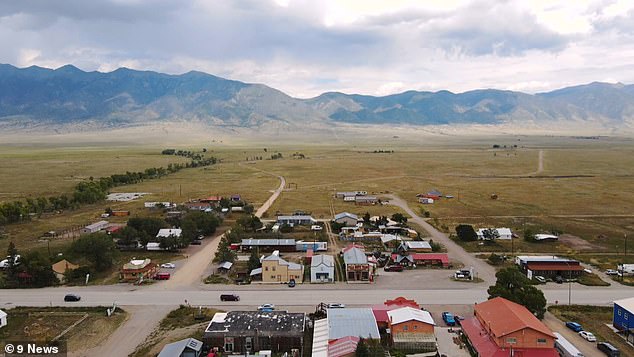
xmin=1 ymin=0 xmax=634 ymax=98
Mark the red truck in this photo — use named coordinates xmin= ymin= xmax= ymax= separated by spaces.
xmin=156 ymin=272 xmax=171 ymax=280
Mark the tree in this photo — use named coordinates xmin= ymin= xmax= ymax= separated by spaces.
xmin=6 ymin=241 xmax=19 ymax=281
xmin=70 ymin=233 xmax=117 ymax=272
xmin=20 ymin=251 xmax=57 ymax=287
xmin=237 ymin=215 xmax=262 ymax=232
xmin=243 ymin=204 xmax=254 ymax=214
xmin=487 ymin=267 xmax=547 ymax=319
xmin=214 ymin=238 xmax=235 ymax=263
xmin=455 ymin=224 xmax=478 ymax=241
xmin=524 ymin=228 xmax=536 ymax=242
xmin=113 ymin=226 xmax=140 ymax=247
xmin=488 ymin=253 xmax=503 ymax=265
xmin=363 ymin=212 xmax=371 ymax=224
xmin=429 ymin=239 xmax=442 ymax=252
xmin=247 ymin=248 xmax=261 ymax=272
xmin=391 ymin=213 xmax=408 ymax=224
xmin=355 ymin=338 xmax=369 ymax=357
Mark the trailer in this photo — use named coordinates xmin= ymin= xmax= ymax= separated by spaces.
xmin=554 ymin=332 xmax=584 ymax=357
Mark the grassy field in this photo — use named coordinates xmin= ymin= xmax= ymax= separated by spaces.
xmin=0 ymin=306 xmax=127 ymax=353
xmin=2 ymin=139 xmax=634 ymax=257
xmin=549 ymin=305 xmax=634 ymax=355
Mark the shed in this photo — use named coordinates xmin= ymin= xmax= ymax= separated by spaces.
xmin=217 ymin=261 xmax=233 ymax=273
xmin=0 ymin=309 xmax=7 ymax=329
xmin=157 ymin=337 xmax=203 ymax=357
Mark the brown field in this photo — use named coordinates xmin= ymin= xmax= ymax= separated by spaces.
xmin=2 ymin=137 xmax=634 ymax=257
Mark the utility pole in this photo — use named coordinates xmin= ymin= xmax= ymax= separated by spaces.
xmin=625 ymin=234 xmax=628 ymax=256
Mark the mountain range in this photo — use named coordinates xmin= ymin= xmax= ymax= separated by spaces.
xmin=1 ymin=63 xmax=634 ymax=134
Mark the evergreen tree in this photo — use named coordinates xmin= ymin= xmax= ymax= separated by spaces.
xmin=487 ymin=267 xmax=547 ymax=318
xmin=355 ymin=338 xmax=369 ymax=357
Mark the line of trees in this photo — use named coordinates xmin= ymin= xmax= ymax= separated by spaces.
xmin=161 ymin=149 xmax=208 ymax=161
xmin=0 ymin=156 xmax=217 ymax=225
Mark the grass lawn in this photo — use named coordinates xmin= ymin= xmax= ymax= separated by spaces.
xmin=0 ymin=306 xmax=127 ymax=353
xmin=549 ymin=305 xmax=634 ymax=355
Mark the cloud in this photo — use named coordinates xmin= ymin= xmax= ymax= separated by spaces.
xmin=0 ymin=0 xmax=633 ymax=97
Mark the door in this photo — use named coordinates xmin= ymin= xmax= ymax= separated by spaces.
xmin=245 ymin=337 xmax=253 ymax=352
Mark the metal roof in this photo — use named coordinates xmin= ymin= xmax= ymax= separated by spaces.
xmin=241 ymin=238 xmax=296 ymax=246
xmin=405 ymin=241 xmax=432 ymax=249
xmin=343 ymin=247 xmax=367 ymax=265
xmin=277 ymin=215 xmax=315 ymax=220
xmin=311 ymin=254 xmax=334 ymax=267
xmin=156 ymin=228 xmax=182 ymax=238
xmin=614 ymin=297 xmax=634 ymax=313
xmin=205 ymin=311 xmax=305 ymax=334
xmin=218 ymin=261 xmax=233 ymax=270
xmin=157 ymin=338 xmax=203 ymax=357
xmin=311 ymin=318 xmax=329 ymax=357
xmin=250 ymin=268 xmax=262 ymax=276
xmin=387 ymin=307 xmax=435 ymax=325
xmin=327 ymin=308 xmax=380 ymax=340
xmin=516 ymin=255 xmax=578 ymax=264
xmin=334 ymin=212 xmax=358 ymax=221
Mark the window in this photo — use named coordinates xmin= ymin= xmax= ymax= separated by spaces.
xmin=414 ymin=325 xmax=418 ymax=330
xmin=271 ymin=275 xmax=275 ymax=279
xmin=265 ymin=266 xmax=269 ymax=271
xmin=506 ymin=337 xmax=517 ymax=344
xmin=403 ymin=325 xmax=408 ymax=331
xmin=272 ymin=266 xmax=276 ymax=271
xmin=626 ymin=313 xmax=629 ymax=320
xmin=537 ymin=338 xmax=547 ymax=344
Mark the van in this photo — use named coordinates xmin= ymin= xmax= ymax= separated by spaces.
xmin=220 ymin=294 xmax=240 ymax=301
xmin=597 ymin=342 xmax=620 ymax=356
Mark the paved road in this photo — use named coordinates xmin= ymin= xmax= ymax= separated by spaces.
xmin=386 ymin=194 xmax=497 ymax=283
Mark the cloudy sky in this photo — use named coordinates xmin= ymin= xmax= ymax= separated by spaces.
xmin=1 ymin=0 xmax=634 ymax=97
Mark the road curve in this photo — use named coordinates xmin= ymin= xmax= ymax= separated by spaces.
xmin=386 ymin=194 xmax=497 ymax=283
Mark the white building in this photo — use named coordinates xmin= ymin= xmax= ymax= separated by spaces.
xmin=311 ymin=254 xmax=335 ymax=283
xmin=0 ymin=309 xmax=7 ymax=329
xmin=80 ymin=220 xmax=109 ymax=234
xmin=156 ymin=228 xmax=182 ymax=239
xmin=476 ymin=227 xmax=512 ymax=240
xmin=333 ymin=212 xmax=359 ymax=226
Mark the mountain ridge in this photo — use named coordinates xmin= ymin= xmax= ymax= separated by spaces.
xmin=1 ymin=63 xmax=633 ymax=134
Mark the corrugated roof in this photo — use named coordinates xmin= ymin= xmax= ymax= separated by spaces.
xmin=157 ymin=338 xmax=203 ymax=357
xmin=218 ymin=261 xmax=233 ymax=270
xmin=387 ymin=307 xmax=435 ymax=326
xmin=329 ymin=336 xmax=360 ymax=357
xmin=405 ymin=241 xmax=432 ymax=249
xmin=156 ymin=228 xmax=182 ymax=238
xmin=277 ymin=215 xmax=315 ymax=220
xmin=614 ymin=297 xmax=634 ymax=313
xmin=475 ymin=297 xmax=555 ymax=339
xmin=526 ymin=263 xmax=583 ymax=271
xmin=311 ymin=318 xmax=329 ymax=357
xmin=311 ymin=254 xmax=334 ymax=267
xmin=250 ymin=268 xmax=262 ymax=276
xmin=334 ymin=212 xmax=358 ymax=221
xmin=241 ymin=238 xmax=296 ymax=246
xmin=343 ymin=247 xmax=367 ymax=265
xmin=327 ymin=308 xmax=380 ymax=340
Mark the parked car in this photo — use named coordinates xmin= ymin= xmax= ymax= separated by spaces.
xmin=220 ymin=294 xmax=240 ymax=301
xmin=579 ymin=331 xmax=596 ymax=342
xmin=288 ymin=279 xmax=296 ymax=288
xmin=327 ymin=303 xmax=346 ymax=309
xmin=534 ymin=275 xmax=546 ymax=283
xmin=258 ymin=304 xmax=275 ymax=311
xmin=155 ymin=272 xmax=171 ymax=280
xmin=384 ymin=265 xmax=404 ymax=272
xmin=64 ymin=294 xmax=81 ymax=302
xmin=442 ymin=312 xmax=456 ymax=326
xmin=161 ymin=263 xmax=176 ymax=269
xmin=584 ymin=268 xmax=593 ymax=274
xmin=191 ymin=240 xmax=202 ymax=245
xmin=597 ymin=342 xmax=620 ymax=356
xmin=196 ymin=235 xmax=204 ymax=240
xmin=606 ymin=269 xmax=618 ymax=275
xmin=566 ymin=321 xmax=583 ymax=332
xmin=555 ymin=275 xmax=564 ymax=284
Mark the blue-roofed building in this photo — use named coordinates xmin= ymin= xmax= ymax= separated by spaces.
xmin=614 ymin=297 xmax=634 ymax=343
xmin=157 ymin=338 xmax=203 ymax=357
xmin=327 ymin=308 xmax=380 ymax=340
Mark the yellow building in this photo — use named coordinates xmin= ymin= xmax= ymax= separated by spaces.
xmin=261 ymin=254 xmax=303 ymax=284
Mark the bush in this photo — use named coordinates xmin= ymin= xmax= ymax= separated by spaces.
xmin=456 ymin=224 xmax=478 ymax=241
xmin=488 ymin=253 xmax=503 ymax=265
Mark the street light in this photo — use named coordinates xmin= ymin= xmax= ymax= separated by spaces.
xmin=564 ymin=261 xmax=572 ymax=305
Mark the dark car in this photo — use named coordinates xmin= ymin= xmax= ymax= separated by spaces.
xmin=555 ymin=275 xmax=564 ymax=284
xmin=566 ymin=321 xmax=583 ymax=332
xmin=191 ymin=240 xmax=202 ymax=245
xmin=220 ymin=294 xmax=240 ymax=301
xmin=442 ymin=312 xmax=456 ymax=326
xmin=597 ymin=342 xmax=620 ymax=356
xmin=64 ymin=294 xmax=81 ymax=302
xmin=384 ymin=265 xmax=404 ymax=272
xmin=288 ymin=279 xmax=296 ymax=288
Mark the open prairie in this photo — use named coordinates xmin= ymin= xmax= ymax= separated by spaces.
xmin=2 ymin=135 xmax=634 ymax=256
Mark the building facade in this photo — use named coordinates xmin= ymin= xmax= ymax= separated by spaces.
xmin=310 ymin=254 xmax=335 ymax=283
xmin=261 ymin=254 xmax=303 ymax=283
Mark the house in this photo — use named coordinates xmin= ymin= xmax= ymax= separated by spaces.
xmin=461 ymin=297 xmax=558 ymax=357
xmin=372 ymin=297 xmax=421 ymax=329
xmin=387 ymin=307 xmax=437 ymax=353
xmin=515 ymin=256 xmax=583 ymax=279
xmin=157 ymin=338 xmax=203 ymax=357
xmin=51 ymin=259 xmax=79 ymax=283
xmin=184 ymin=202 xmax=213 ymax=211
xmin=402 ymin=241 xmax=432 ymax=253
xmin=241 ymin=239 xmax=296 ymax=252
xmin=157 ymin=228 xmax=182 ymax=239
xmin=80 ymin=220 xmax=109 ymax=234
xmin=417 ymin=189 xmax=442 ymax=200
xmin=477 ymin=227 xmax=513 ymax=240
xmin=335 ymin=191 xmax=366 ymax=198
xmin=111 ymin=210 xmax=130 ymax=216
xmin=419 ymin=197 xmax=434 ymax=204
xmin=105 ymin=225 xmax=123 ymax=234
xmin=296 ymin=241 xmax=328 ymax=252
xmin=613 ymin=297 xmax=634 ymax=342
xmin=355 ymin=196 xmax=378 ymax=205
xmin=333 ymin=212 xmax=359 ymax=226
xmin=276 ymin=215 xmax=317 ymax=226
xmin=311 ymin=254 xmax=335 ymax=283
xmin=204 ymin=311 xmax=305 ymax=355
xmin=343 ymin=247 xmax=371 ymax=282
xmin=261 ymin=254 xmax=304 ymax=283
xmin=0 ymin=309 xmax=7 ymax=329
xmin=200 ymin=196 xmax=223 ymax=204
xmin=381 ymin=234 xmax=402 ymax=248
xmin=391 ymin=253 xmax=449 ymax=268
xmin=144 ymin=202 xmax=175 ymax=209
xmin=119 ymin=259 xmax=158 ymax=282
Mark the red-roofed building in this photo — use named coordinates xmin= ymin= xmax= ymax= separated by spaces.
xmin=391 ymin=253 xmax=449 ymax=268
xmin=462 ymin=297 xmax=558 ymax=357
xmin=200 ymin=196 xmax=223 ymax=203
xmin=328 ymin=336 xmax=359 ymax=357
xmin=372 ymin=297 xmax=421 ymax=329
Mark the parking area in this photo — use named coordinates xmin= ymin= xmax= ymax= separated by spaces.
xmin=374 ymin=268 xmax=487 ymax=289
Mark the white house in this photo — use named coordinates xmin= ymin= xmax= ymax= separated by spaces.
xmin=477 ymin=227 xmax=512 ymax=240
xmin=0 ymin=309 xmax=7 ymax=329
xmin=80 ymin=220 xmax=109 ymax=234
xmin=311 ymin=254 xmax=335 ymax=283
xmin=156 ymin=228 xmax=182 ymax=239
xmin=334 ymin=212 xmax=359 ymax=226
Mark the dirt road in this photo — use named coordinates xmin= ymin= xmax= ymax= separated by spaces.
xmin=77 ymin=305 xmax=173 ymax=357
xmin=542 ymin=312 xmax=602 ymax=357
xmin=386 ymin=194 xmax=497 ymax=283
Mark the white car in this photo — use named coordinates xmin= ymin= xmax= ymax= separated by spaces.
xmin=534 ymin=276 xmax=546 ymax=283
xmin=161 ymin=263 xmax=176 ymax=269
xmin=258 ymin=304 xmax=275 ymax=311
xmin=606 ymin=269 xmax=618 ymax=275
xmin=579 ymin=331 xmax=596 ymax=342
xmin=327 ymin=303 xmax=346 ymax=309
